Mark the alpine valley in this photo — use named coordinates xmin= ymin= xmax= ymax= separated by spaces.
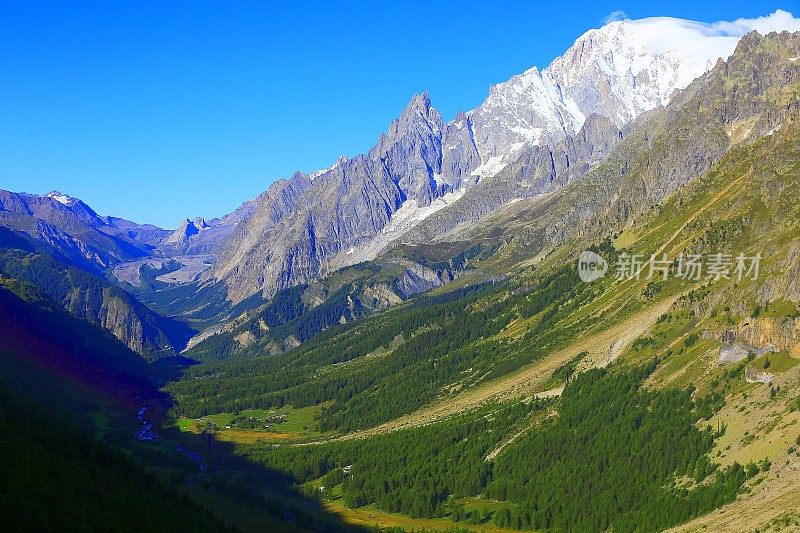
xmin=4 ymin=9 xmax=800 ymax=533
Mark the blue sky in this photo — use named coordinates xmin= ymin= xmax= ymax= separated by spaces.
xmin=1 ymin=1 xmax=798 ymax=227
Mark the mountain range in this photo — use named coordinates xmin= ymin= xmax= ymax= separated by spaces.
xmin=4 ymin=12 xmax=799 ymax=356
xmin=4 ymin=9 xmax=800 ymax=533
xmin=204 ymin=12 xmax=800 ymax=303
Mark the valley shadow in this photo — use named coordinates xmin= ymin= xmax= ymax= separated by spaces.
xmin=146 ymin=408 xmax=371 ymax=533
xmin=0 ymin=277 xmax=367 ymax=531
xmin=149 ymin=354 xmax=202 ymax=382
xmin=132 ymin=355 xmax=368 ymax=531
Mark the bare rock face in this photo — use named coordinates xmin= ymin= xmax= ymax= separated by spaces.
xmin=165 ymin=218 xmax=201 ymax=246
xmin=98 ymin=291 xmax=147 ymax=353
xmin=55 ymin=272 xmax=192 ymax=358
xmin=404 ymin=113 xmax=625 ymax=244
xmin=764 ymin=242 xmax=800 ymax=302
xmin=361 ymin=283 xmax=404 ymax=311
xmin=207 ymin=18 xmax=788 ymax=304
xmin=736 ymin=318 xmax=800 ymax=357
xmin=208 ymin=92 xmax=470 ymax=302
xmin=394 ymin=262 xmax=448 ymax=299
xmin=745 ymin=366 xmax=774 ymax=384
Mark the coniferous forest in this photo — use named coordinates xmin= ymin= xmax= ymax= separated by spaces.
xmin=3 ymin=7 xmax=800 ymax=533
xmin=247 ymin=364 xmax=755 ymax=532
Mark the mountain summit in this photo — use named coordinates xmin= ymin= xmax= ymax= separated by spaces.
xmin=205 ymin=11 xmax=800 ymax=303
xmin=468 ymin=13 xmax=800 ymax=166
xmin=45 ymin=190 xmax=82 ymax=207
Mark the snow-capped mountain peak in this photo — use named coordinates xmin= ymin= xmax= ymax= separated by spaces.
xmin=46 ymin=191 xmax=80 ymax=207
xmin=209 ymin=10 xmax=800 ymax=303
xmin=466 ymin=10 xmax=800 ymax=176
xmin=545 ymin=17 xmax=736 ymax=126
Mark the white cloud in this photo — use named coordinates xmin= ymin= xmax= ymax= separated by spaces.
xmin=576 ymin=9 xmax=800 ymax=101
xmin=709 ymin=9 xmax=800 ymax=36
xmin=619 ymin=10 xmax=800 ymax=44
xmin=607 ymin=10 xmax=800 ymax=67
xmin=603 ymin=10 xmax=629 ymax=24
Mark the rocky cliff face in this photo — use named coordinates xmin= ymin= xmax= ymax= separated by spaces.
xmin=208 ymin=17 xmax=800 ymax=304
xmin=405 ymin=113 xmax=625 ymax=243
xmin=62 ymin=283 xmax=188 ymax=357
xmin=734 ymin=318 xmax=800 ymax=357
xmin=208 ymin=92 xmax=473 ymax=302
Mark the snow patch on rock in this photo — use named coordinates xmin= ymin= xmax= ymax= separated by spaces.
xmin=46 ymin=191 xmax=78 ymax=206
xmin=329 ymin=188 xmax=467 ymax=270
xmin=465 ymin=10 xmax=800 ymax=178
xmin=309 ymin=156 xmax=348 ymax=180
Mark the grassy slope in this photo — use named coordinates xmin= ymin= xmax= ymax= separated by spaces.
xmin=610 ymin=122 xmax=800 ymax=531
xmin=246 ymin=118 xmax=799 ymax=532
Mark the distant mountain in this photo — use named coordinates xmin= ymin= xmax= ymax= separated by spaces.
xmin=0 ymin=188 xmax=259 ymax=291
xmin=6 ymin=13 xmax=798 ymax=313
xmin=207 ymin=13 xmax=800 ymax=303
xmin=0 ymin=189 xmax=154 ymax=269
xmin=165 ymin=217 xmax=206 ymax=247
xmin=159 ymin=196 xmax=261 ymax=257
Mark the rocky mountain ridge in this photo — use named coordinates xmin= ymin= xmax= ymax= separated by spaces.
xmin=4 ymin=13 xmax=799 ymax=310
xmin=208 ymin=14 xmax=800 ymax=303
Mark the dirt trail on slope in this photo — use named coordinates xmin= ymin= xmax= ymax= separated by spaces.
xmin=653 ymin=170 xmax=748 ymax=258
xmin=293 ymin=295 xmax=677 ymax=446
xmin=485 ymin=406 xmax=559 ymax=461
